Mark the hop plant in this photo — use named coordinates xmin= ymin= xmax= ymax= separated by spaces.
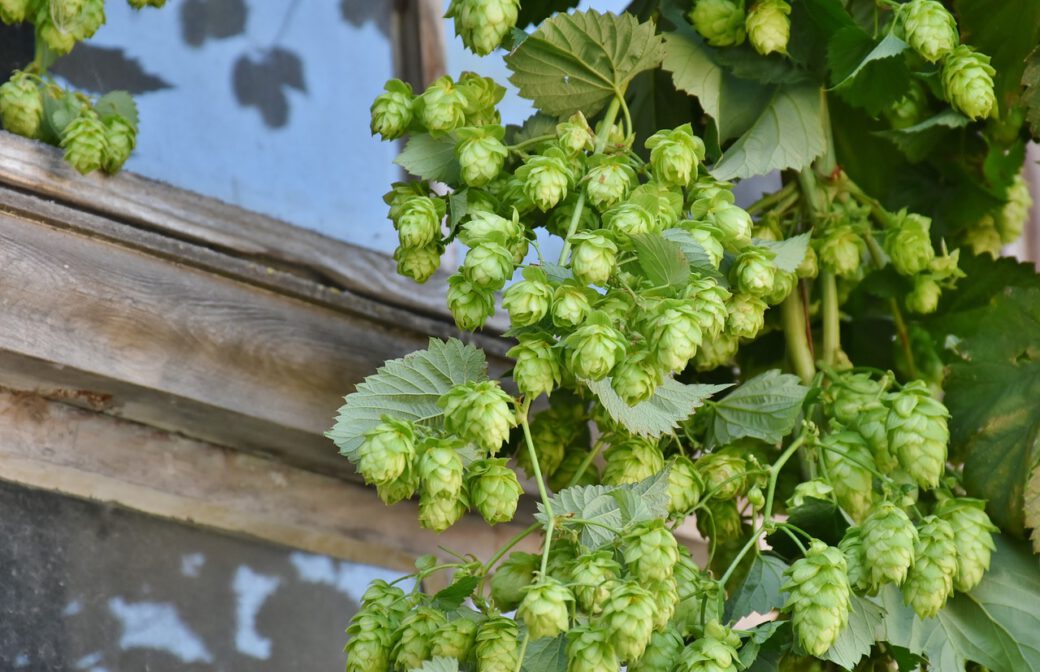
xmin=942 ymin=45 xmax=996 ymax=120
xmin=507 ymin=337 xmax=561 ymax=400
xmin=447 ymin=275 xmax=495 ymax=330
xmin=906 ymin=274 xmax=942 ymax=314
xmin=516 ymin=148 xmax=573 ymax=211
xmin=585 ymin=157 xmax=638 ymax=210
xmin=603 ymin=436 xmax=665 ymax=485
xmin=697 ymin=452 xmax=746 ymax=500
xmin=457 ymin=127 xmax=508 ymax=187
xmin=820 ymin=430 xmax=875 ymax=521
xmin=356 ymin=417 xmax=416 ymax=486
xmin=667 ymin=455 xmax=704 ymax=515
xmin=604 ymin=202 xmax=657 ymax=236
xmin=689 ymin=0 xmax=746 ymax=47
xmin=446 ymin=0 xmax=519 ymax=56
xmin=467 ymin=458 xmax=523 ymax=524
xmin=563 ymin=321 xmax=627 ymax=380
xmin=630 ymin=625 xmax=684 ymax=672
xmin=901 ymin=0 xmax=959 ymax=63
xmin=677 ymin=621 xmax=742 ymax=672
xmin=418 ymin=437 xmax=465 ymax=502
xmin=61 ymin=108 xmax=110 ymax=175
xmin=431 ymin=616 xmax=479 ymax=661
xmin=645 ymin=124 xmax=705 ymax=187
xmin=861 ymin=501 xmax=918 ymax=589
xmin=623 ymin=519 xmax=680 ymax=583
xmin=885 ymin=212 xmax=935 ymax=276
xmin=392 ymin=606 xmax=445 ymax=670
xmin=0 ymin=0 xmax=30 ymax=23
xmin=346 ymin=609 xmax=396 ymax=672
xmin=903 ymin=515 xmax=958 ymax=618
xmin=502 ymin=278 xmax=552 ymax=327
xmin=782 ymin=541 xmax=852 ymax=657
xmin=817 ymin=225 xmax=865 ymax=277
xmin=648 ymin=299 xmax=704 ymax=372
xmin=395 ymin=196 xmax=442 ymax=249
xmin=566 ymin=626 xmax=618 ymax=672
xmin=997 ymin=174 xmax=1032 ymax=243
xmin=732 ymin=249 xmax=777 ymax=297
xmin=686 ymin=278 xmax=731 ymax=337
xmin=361 ymin=579 xmax=409 ymax=616
xmin=570 ymin=550 xmax=621 ymax=614
xmin=0 ymin=71 xmax=43 ymax=139
xmin=937 ymin=497 xmax=998 ymax=592
xmin=647 ymin=577 xmax=679 ymax=631
xmin=418 ymin=76 xmax=468 ymax=132
xmin=475 ymin=616 xmax=520 ymax=672
xmin=886 ymin=381 xmax=949 ymax=489
xmin=517 ymin=576 xmax=573 ymax=639
xmin=395 ymin=245 xmax=442 ymax=284
xmin=370 ymin=79 xmax=414 ymax=140
xmin=746 ymin=0 xmax=791 ymax=56
xmin=552 ymin=284 xmax=593 ymax=328
xmin=491 ymin=552 xmax=538 ymax=611
xmin=601 ymin=580 xmax=656 ymax=662
xmin=376 ymin=461 xmax=419 ymax=505
xmin=439 ymin=380 xmax=516 ymax=454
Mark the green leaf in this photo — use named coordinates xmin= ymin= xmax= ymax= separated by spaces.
xmin=394 ymin=134 xmax=461 ymax=183
xmin=875 ymin=535 xmax=1040 ymax=671
xmin=587 ymin=377 xmax=730 ymax=438
xmin=661 ymin=228 xmax=727 ymax=278
xmin=739 ymin=620 xmax=787 ymax=670
xmin=822 ymin=595 xmax=886 ymax=669
xmin=727 ymin=554 xmax=789 ymax=621
xmin=520 ymin=634 xmax=567 ymax=672
xmin=538 ymin=261 xmax=574 ymax=284
xmin=755 ymin=233 xmax=810 ymax=273
xmin=448 ymin=189 xmax=468 ymax=234
xmin=876 ymin=109 xmax=971 ymax=163
xmin=40 ymin=87 xmax=82 ymax=144
xmin=94 ymin=91 xmax=139 ymax=127
xmin=630 ymin=233 xmax=691 ymax=287
xmin=609 ymin=468 xmax=671 ymax=527
xmin=432 ymin=575 xmax=480 ymax=611
xmin=505 ymin=9 xmax=664 ymax=118
xmin=766 ymin=499 xmax=850 ymax=560
xmin=711 ymin=83 xmax=826 ymax=181
xmin=506 ymin=112 xmax=559 ymax=146
xmin=1023 ymin=47 xmax=1040 ymax=140
xmin=515 ymin=0 xmax=580 ymax=29
xmin=711 ymin=370 xmax=808 ymax=445
xmin=327 ymin=338 xmax=488 ymax=460
xmin=416 ymin=658 xmax=460 ymax=672
xmin=827 ymin=28 xmax=910 ymax=115
xmin=1026 ymin=462 xmax=1040 ymax=553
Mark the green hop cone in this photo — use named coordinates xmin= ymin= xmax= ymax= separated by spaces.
xmin=457 ymin=127 xmax=508 ymax=187
xmin=370 ymin=79 xmax=414 ymax=140
xmin=674 ymin=554 xmax=723 ymax=638
xmin=418 ymin=485 xmax=468 ymax=531
xmin=570 ymin=549 xmax=621 ymax=614
xmin=457 ymin=72 xmax=506 ymax=126
xmin=376 ymin=461 xmax=419 ymax=505
xmin=445 ymin=0 xmax=519 ymax=56
xmin=885 ymin=381 xmax=949 ymax=489
xmin=885 ymin=212 xmax=935 ymax=276
xmin=601 ymin=580 xmax=656 ymax=662
xmin=649 ymin=299 xmax=704 ymax=372
xmin=825 ymin=372 xmax=886 ymax=425
xmin=418 ymin=438 xmax=465 ymax=500
xmin=685 ymin=277 xmax=731 ymax=337
xmin=647 ymin=577 xmax=679 ymax=631
xmin=557 ymin=112 xmax=595 ymax=155
xmin=903 ymin=515 xmax=958 ymax=618
xmin=566 ymin=626 xmax=618 ymax=672
xmin=817 ymin=225 xmax=865 ymax=277
xmin=518 ymin=576 xmax=573 ymax=640
xmin=764 ymin=269 xmax=796 ymax=306
xmin=611 ymin=348 xmax=661 ymax=406
xmin=697 ymin=498 xmax=743 ymax=541
xmin=357 ymin=417 xmax=416 ymax=486
xmin=901 ymin=0 xmax=959 ymax=63
xmin=885 ymin=80 xmax=929 ymax=130
xmin=475 ymin=616 xmax=519 ymax=671
xmin=462 ymin=242 xmax=514 ymax=290
xmin=395 ymin=196 xmax=442 ymax=249
xmin=942 ymin=45 xmax=996 ymax=120
xmin=502 ymin=279 xmax=552 ymax=327
xmin=459 ymin=209 xmax=521 ymax=246
xmin=732 ymin=249 xmax=777 ymax=297
xmin=418 ymin=76 xmax=467 ymax=132
xmin=516 ymin=148 xmax=573 ymax=211
xmin=838 ymin=527 xmax=870 ymax=593
xmin=797 ymin=245 xmax=819 ymax=279
xmin=60 ymin=108 xmax=109 ymax=175
xmin=346 ymin=609 xmax=395 ymax=672
xmin=726 ymin=293 xmax=767 ymax=340
xmin=552 ymin=284 xmax=593 ymax=328
xmin=746 ymin=0 xmax=791 ymax=56
xmin=507 ymin=337 xmax=561 ymax=400
xmin=964 ymin=217 xmax=1003 ymax=258
xmin=491 ymin=552 xmax=538 ymax=612
xmin=697 ymin=452 xmax=746 ymax=501
xmin=645 ymin=123 xmax=705 ymax=187
xmin=708 ymin=202 xmax=753 ymax=242
xmin=861 ymin=501 xmax=918 ymax=589
xmin=585 ymin=157 xmax=638 ymax=211
xmin=821 ymin=430 xmax=875 ymax=522
xmin=630 ymin=625 xmax=684 ymax=672
xmin=683 ymin=224 xmax=725 ymax=269
xmin=623 ymin=519 xmax=679 ymax=583
xmin=906 ymin=275 xmax=942 ymax=314
xmin=447 ymin=274 xmax=495 ymax=331
xmin=689 ymin=0 xmax=746 ymax=47
xmin=431 ymin=616 xmax=479 ymax=661
xmin=563 ymin=322 xmax=627 ymax=381
xmin=937 ymin=497 xmax=998 ymax=592
xmin=439 ymin=380 xmax=516 ymax=455
xmin=395 ymin=244 xmax=442 ymax=284
xmin=0 ymin=0 xmax=30 ymax=23
xmin=361 ymin=579 xmax=410 ymax=623
xmin=603 ymin=201 xmax=657 ymax=236
xmin=676 ymin=621 xmax=742 ymax=672
xmin=0 ymin=71 xmax=43 ymax=138
xmin=100 ymin=114 xmax=136 ymax=173
xmin=392 ymin=606 xmax=445 ymax=670
xmin=467 ymin=458 xmax=522 ymax=525
xmin=668 ymin=455 xmax=704 ymax=515
xmin=385 ymin=181 xmax=430 ymax=220
xmin=569 ymin=232 xmax=618 ymax=286
xmin=782 ymin=541 xmax=852 ymax=657
xmin=603 ymin=436 xmax=664 ymax=485
xmin=997 ymin=174 xmax=1032 ymax=243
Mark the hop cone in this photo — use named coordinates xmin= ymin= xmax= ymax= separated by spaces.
xmin=821 ymin=430 xmax=875 ymax=521
xmin=649 ymin=299 xmax=704 ymax=372
xmin=726 ymin=293 xmax=767 ymax=340
xmin=601 ymin=580 xmax=656 ymax=662
xmin=502 ymin=279 xmax=552 ymax=328
xmin=645 ymin=123 xmax=705 ymax=187
xmin=998 ymin=174 xmax=1032 ymax=243
xmin=786 ymin=479 xmax=834 ymax=509
xmin=825 ymin=372 xmax=885 ymax=425
xmin=585 ymin=158 xmax=637 ymax=211
xmin=61 ymin=109 xmax=109 ymax=175
xmin=647 ymin=577 xmax=679 ymax=631
xmin=571 ymin=550 xmax=621 ymax=615
xmin=817 ymin=225 xmax=864 ymax=277
xmin=462 ymin=242 xmax=514 ymax=290
xmin=676 ymin=621 xmax=742 ymax=672
xmin=517 ymin=576 xmax=573 ymax=639
xmin=604 ymin=202 xmax=656 ymax=236
xmin=861 ymin=501 xmax=918 ymax=589
xmin=675 ymin=558 xmax=724 ymax=638
xmin=885 ymin=212 xmax=935 ymax=276
xmin=418 ymin=438 xmax=465 ymax=501
xmin=838 ymin=527 xmax=870 ymax=593
xmin=566 ymin=626 xmax=618 ymax=672
xmin=357 ymin=417 xmax=416 ymax=486
xmin=603 ymin=437 xmax=664 ymax=485
xmin=0 ymin=0 xmax=30 ymax=23
xmin=622 ymin=519 xmax=679 ymax=584
xmin=557 ymin=112 xmax=594 ymax=155
xmin=418 ymin=486 xmax=468 ymax=532
xmin=697 ymin=452 xmax=746 ymax=500
xmin=446 ymin=0 xmax=519 ymax=56
xmin=475 ymin=616 xmax=520 ymax=672
xmin=0 ymin=71 xmax=43 ymax=138
xmin=689 ymin=0 xmax=746 ymax=47
xmin=906 ymin=275 xmax=942 ymax=315
xmin=942 ymin=45 xmax=996 ymax=120
xmin=667 ymin=455 xmax=704 ymax=515
xmin=467 ymin=458 xmax=522 ymax=525
xmin=886 ymin=381 xmax=949 ymax=489
xmin=447 ymin=275 xmax=495 ymax=331
xmin=709 ymin=203 xmax=753 ymax=242
xmin=370 ymin=79 xmax=414 ymax=140
xmin=346 ymin=609 xmax=395 ymax=672
xmin=937 ymin=497 xmax=998 ymax=592
xmin=685 ymin=224 xmax=725 ymax=268
xmin=439 ymin=380 xmax=516 ymax=455
xmin=431 ymin=616 xmax=479 ymax=661
xmin=732 ymin=249 xmax=776 ymax=297
xmin=507 ymin=337 xmax=560 ymax=400
xmin=457 ymin=129 xmax=508 ymax=187
xmin=611 ymin=349 xmax=661 ymax=406
xmin=629 ymin=625 xmax=684 ymax=672
xmin=782 ymin=541 xmax=852 ymax=657
xmin=376 ymin=461 xmax=418 ymax=505
xmin=418 ymin=76 xmax=467 ymax=132
xmin=563 ymin=322 xmax=627 ymax=381
xmin=552 ymin=284 xmax=592 ymax=328
xmin=395 ymin=196 xmax=442 ymax=249
xmin=695 ymin=334 xmax=739 ymax=372
xmin=491 ymin=552 xmax=538 ymax=612
xmin=697 ymin=499 xmax=743 ymax=542
xmin=746 ymin=0 xmax=791 ymax=56
xmin=392 ymin=606 xmax=445 ymax=671
xmin=569 ymin=232 xmax=618 ymax=285
xmin=395 ymin=245 xmax=442 ymax=284
xmin=516 ymin=409 xmax=570 ymax=479
xmin=361 ymin=579 xmax=409 ymax=622
xmin=517 ymin=149 xmax=572 ymax=211
xmin=902 ymin=0 xmax=958 ymax=63
xmin=903 ymin=515 xmax=958 ymax=618
xmin=685 ymin=277 xmax=731 ymax=338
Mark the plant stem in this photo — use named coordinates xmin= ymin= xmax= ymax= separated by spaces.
xmin=514 ymin=633 xmax=530 ymax=672
xmin=618 ymin=91 xmax=634 ymax=139
xmin=718 ymin=525 xmax=764 ymax=586
xmin=821 ymin=271 xmax=840 ymax=367
xmin=781 ymin=291 xmax=816 ymax=384
xmin=764 ymin=434 xmax=807 ymax=520
xmin=508 ymin=134 xmax=556 ymax=152
xmin=557 ymin=96 xmax=622 ymax=265
xmin=746 ymin=180 xmax=798 ymax=215
xmin=520 ymin=406 xmax=555 ymax=576
xmin=567 ymin=439 xmax=604 ymax=488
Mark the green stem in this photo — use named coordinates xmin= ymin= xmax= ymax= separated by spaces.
xmin=746 ymin=180 xmax=798 ymax=215
xmin=520 ymin=405 xmax=555 ymax=577
xmin=567 ymin=439 xmax=604 ymax=488
xmin=764 ymin=434 xmax=807 ymax=520
xmin=821 ymin=271 xmax=840 ymax=367
xmin=781 ymin=290 xmax=816 ymax=384
xmin=817 ymin=90 xmax=837 ymax=176
xmin=777 ymin=523 xmax=809 ymax=554
xmin=557 ymin=96 xmax=622 ymax=265
xmin=718 ymin=525 xmax=763 ymax=586
xmin=508 ymin=133 xmax=556 ymax=152
xmin=618 ymin=92 xmax=633 ymax=139
xmin=514 ymin=633 xmax=530 ymax=672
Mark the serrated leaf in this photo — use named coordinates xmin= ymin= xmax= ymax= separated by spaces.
xmin=661 ymin=228 xmax=719 ymax=274
xmin=587 ymin=377 xmax=730 ymax=438
xmin=874 ymin=535 xmax=1040 ymax=671
xmin=711 ymin=370 xmax=808 ymax=445
xmin=610 ymin=469 xmax=671 ymax=526
xmin=95 ymin=91 xmax=140 ymax=127
xmin=766 ymin=499 xmax=849 ymax=560
xmin=876 ymin=109 xmax=971 ymax=163
xmin=415 ymin=658 xmax=460 ymax=672
xmin=755 ymin=233 xmax=810 ymax=273
xmin=822 ymin=595 xmax=886 ymax=669
xmin=744 ymin=621 xmax=790 ymax=671
xmin=521 ymin=634 xmax=567 ymax=672
xmin=711 ymin=83 xmax=826 ymax=181
xmin=538 ymin=261 xmax=574 ymax=283
xmin=1023 ymin=47 xmax=1040 ymax=140
xmin=827 ymin=27 xmax=910 ymax=115
xmin=506 ymin=112 xmax=559 ymax=145
xmin=727 ymin=554 xmax=789 ymax=621
xmin=739 ymin=620 xmax=786 ymax=669
xmin=395 ymin=134 xmax=461 ymax=183
xmin=327 ymin=338 xmax=488 ymax=460
xmin=432 ymin=575 xmax=480 ymax=611
xmin=630 ymin=233 xmax=691 ymax=287
xmin=1026 ymin=462 xmax=1040 ymax=553
xmin=505 ymin=9 xmax=664 ymax=118
xmin=448 ymin=189 xmax=468 ymax=234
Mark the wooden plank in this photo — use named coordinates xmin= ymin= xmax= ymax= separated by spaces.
xmin=0 ymin=389 xmax=539 ymax=573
